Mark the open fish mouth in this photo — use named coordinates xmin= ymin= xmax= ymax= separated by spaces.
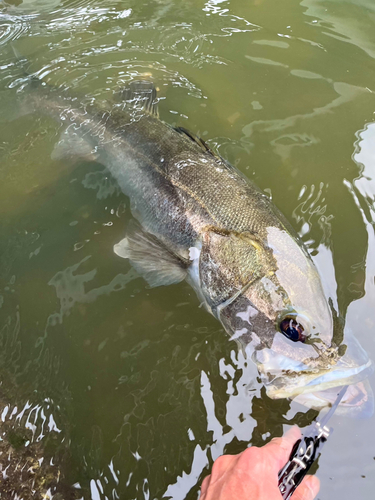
xmin=292 ymin=380 xmax=374 ymax=417
xmin=252 ymin=328 xmax=374 ymax=417
xmin=262 ymin=357 xmax=373 ymax=399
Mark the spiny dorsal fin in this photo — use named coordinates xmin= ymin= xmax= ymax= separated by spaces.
xmin=174 ymin=126 xmax=224 ymax=163
xmin=121 ymin=80 xmax=159 ymax=118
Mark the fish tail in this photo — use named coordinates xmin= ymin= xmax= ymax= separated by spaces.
xmin=0 ymin=45 xmax=44 ymax=124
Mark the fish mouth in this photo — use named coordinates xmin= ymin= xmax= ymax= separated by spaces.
xmin=262 ymin=357 xmax=373 ymax=399
xmin=292 ymin=380 xmax=374 ymax=418
xmin=252 ymin=329 xmax=374 ymax=417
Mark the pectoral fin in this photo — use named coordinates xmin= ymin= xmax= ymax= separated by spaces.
xmin=114 ymin=223 xmax=188 ymax=287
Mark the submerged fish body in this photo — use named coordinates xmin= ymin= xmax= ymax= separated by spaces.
xmin=28 ymin=81 xmax=373 ymax=416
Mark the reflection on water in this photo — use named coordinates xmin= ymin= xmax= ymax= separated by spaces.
xmin=292 ymin=181 xmax=333 ymax=244
xmin=348 ymin=121 xmax=375 ymax=304
xmin=302 ymin=0 xmax=375 ymax=62
xmin=164 ymin=351 xmax=260 ymax=499
xmin=1 ymin=0 xmax=375 ymax=498
xmin=48 ymin=257 xmax=137 ymax=323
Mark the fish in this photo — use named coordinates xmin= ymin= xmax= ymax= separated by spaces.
xmin=19 ymin=76 xmax=373 ymax=416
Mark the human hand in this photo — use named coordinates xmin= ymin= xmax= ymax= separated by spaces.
xmin=200 ymin=426 xmax=320 ymax=500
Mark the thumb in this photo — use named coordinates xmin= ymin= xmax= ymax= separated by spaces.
xmin=263 ymin=426 xmax=302 ymax=470
xmin=293 ymin=475 xmax=320 ymax=500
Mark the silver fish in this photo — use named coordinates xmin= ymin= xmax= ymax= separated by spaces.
xmin=23 ymin=79 xmax=373 ymax=416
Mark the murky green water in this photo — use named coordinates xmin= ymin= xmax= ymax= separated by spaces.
xmin=1 ymin=0 xmax=375 ymax=498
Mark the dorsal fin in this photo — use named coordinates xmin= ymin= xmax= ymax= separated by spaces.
xmin=174 ymin=126 xmax=224 ymax=162
xmin=120 ymin=80 xmax=159 ymax=117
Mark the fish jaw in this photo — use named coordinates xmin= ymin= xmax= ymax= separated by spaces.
xmin=261 ymin=356 xmax=373 ymax=399
xmin=292 ymin=380 xmax=374 ymax=418
xmin=251 ymin=328 xmax=374 ymax=416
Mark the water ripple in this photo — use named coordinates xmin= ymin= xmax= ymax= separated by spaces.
xmin=0 ymin=14 xmax=30 ymax=45
xmin=1 ymin=0 xmax=258 ymax=95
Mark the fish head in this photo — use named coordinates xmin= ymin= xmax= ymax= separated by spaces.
xmin=199 ymin=226 xmax=373 ymax=416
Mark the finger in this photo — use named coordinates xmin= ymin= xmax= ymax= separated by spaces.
xmin=293 ymin=475 xmax=320 ymax=500
xmin=200 ymin=474 xmax=211 ymax=496
xmin=264 ymin=426 xmax=302 ymax=469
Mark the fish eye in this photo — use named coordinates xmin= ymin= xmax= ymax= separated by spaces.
xmin=279 ymin=317 xmax=306 ymax=343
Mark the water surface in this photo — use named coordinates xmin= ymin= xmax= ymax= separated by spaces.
xmin=1 ymin=0 xmax=375 ymax=498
